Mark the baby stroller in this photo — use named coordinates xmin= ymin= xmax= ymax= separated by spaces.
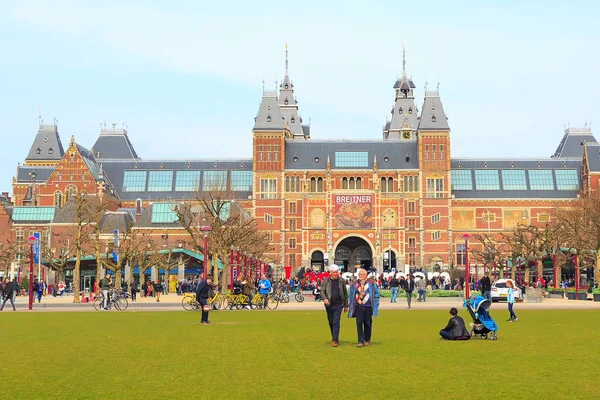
xmin=464 ymin=296 xmax=498 ymax=340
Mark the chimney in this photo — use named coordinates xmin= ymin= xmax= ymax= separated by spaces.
xmin=136 ymin=198 xmax=142 ymax=221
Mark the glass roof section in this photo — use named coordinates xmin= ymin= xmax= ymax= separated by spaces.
xmin=150 ymin=203 xmax=179 ymax=224
xmin=451 ymin=170 xmax=472 ymax=190
xmin=148 ymin=170 xmax=173 ymax=192
xmin=231 ymin=171 xmax=252 ymax=192
xmin=123 ymin=170 xmax=147 ymax=192
xmin=474 ymin=170 xmax=500 ymax=190
xmin=528 ymin=170 xmax=554 ymax=190
xmin=203 ymin=171 xmax=227 ymax=191
xmin=335 ymin=151 xmax=369 ymax=168
xmin=555 ymin=169 xmax=579 ymax=190
xmin=501 ymin=170 xmax=527 ymax=190
xmin=175 ymin=171 xmax=201 ymax=192
xmin=12 ymin=207 xmax=56 ymax=222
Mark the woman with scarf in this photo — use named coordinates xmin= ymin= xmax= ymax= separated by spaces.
xmin=348 ymin=269 xmax=380 ymax=348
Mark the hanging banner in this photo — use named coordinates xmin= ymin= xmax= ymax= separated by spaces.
xmin=33 ymin=232 xmax=40 ymax=263
xmin=334 ymin=194 xmax=373 ymax=229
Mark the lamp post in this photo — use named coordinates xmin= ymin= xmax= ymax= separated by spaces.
xmin=201 ymin=224 xmax=211 ymax=280
xmin=27 ymin=235 xmax=37 ymax=310
xmin=462 ymin=233 xmax=471 ymax=299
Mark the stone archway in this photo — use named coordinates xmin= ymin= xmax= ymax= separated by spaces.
xmin=310 ymin=250 xmax=325 ymax=271
xmin=333 ymin=235 xmax=374 ymax=273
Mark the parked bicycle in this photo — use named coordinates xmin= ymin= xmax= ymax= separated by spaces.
xmin=93 ymin=290 xmax=129 ymax=311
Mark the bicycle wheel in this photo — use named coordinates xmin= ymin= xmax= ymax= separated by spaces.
xmin=115 ymin=297 xmax=129 ymax=311
xmin=93 ymin=297 xmax=104 ymax=311
xmin=182 ymin=295 xmax=196 ymax=311
xmin=267 ymin=295 xmax=279 ymax=310
xmin=295 ymin=293 xmax=304 ymax=303
xmin=281 ymin=293 xmax=290 ymax=303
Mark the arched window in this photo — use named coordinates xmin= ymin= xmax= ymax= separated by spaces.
xmin=285 ymin=176 xmax=290 ymax=192
xmin=65 ymin=185 xmax=77 ymax=199
xmin=349 ymin=177 xmax=355 ymax=189
xmin=317 ymin=177 xmax=323 ymax=192
xmin=49 ymin=148 xmax=54 ymax=155
xmin=70 ymin=153 xmax=75 ymax=163
xmin=310 ymin=177 xmax=316 ymax=192
xmin=36 ymin=148 xmax=41 ymax=155
xmin=356 ymin=177 xmax=362 ymax=189
xmin=295 ymin=177 xmax=300 ymax=192
xmin=388 ymin=177 xmax=393 ymax=192
xmin=381 ymin=177 xmax=387 ymax=193
xmin=403 ymin=176 xmax=408 ymax=192
xmin=409 ymin=176 xmax=414 ymax=192
xmin=54 ymin=191 xmax=63 ymax=206
xmin=342 ymin=177 xmax=348 ymax=189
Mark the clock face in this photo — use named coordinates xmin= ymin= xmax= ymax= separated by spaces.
xmin=402 ymin=131 xmax=411 ymax=139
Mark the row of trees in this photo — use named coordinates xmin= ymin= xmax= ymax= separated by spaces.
xmin=470 ymin=192 xmax=600 ymax=285
xmin=0 ymin=182 xmax=271 ymax=303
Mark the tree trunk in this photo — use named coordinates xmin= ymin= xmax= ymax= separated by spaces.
xmin=115 ymin=259 xmax=123 ymax=289
xmin=73 ymin=257 xmax=81 ymax=303
xmin=95 ymin=246 xmax=102 ymax=294
xmin=537 ymin=259 xmax=543 ymax=283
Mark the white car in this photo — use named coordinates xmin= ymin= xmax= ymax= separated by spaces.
xmin=491 ymin=279 xmax=522 ymax=302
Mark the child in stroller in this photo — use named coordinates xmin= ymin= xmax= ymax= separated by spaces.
xmin=464 ymin=295 xmax=498 ymax=340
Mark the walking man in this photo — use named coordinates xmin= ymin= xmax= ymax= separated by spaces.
xmin=389 ymin=274 xmax=399 ymax=303
xmin=416 ymin=276 xmax=427 ymax=302
xmin=129 ymin=278 xmax=137 ymax=302
xmin=481 ymin=274 xmax=491 ymax=301
xmin=258 ymin=274 xmax=271 ymax=308
xmin=0 ymin=278 xmax=17 ymax=311
xmin=401 ymin=274 xmax=415 ymax=309
xmin=349 ymin=269 xmax=380 ymax=348
xmin=196 ymin=275 xmax=213 ymax=325
xmin=321 ymin=265 xmax=348 ymax=347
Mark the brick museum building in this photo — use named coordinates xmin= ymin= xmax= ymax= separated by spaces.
xmin=3 ymin=50 xmax=599 ymax=284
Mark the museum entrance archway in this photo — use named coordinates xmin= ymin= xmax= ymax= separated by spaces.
xmin=310 ymin=250 xmax=325 ymax=271
xmin=334 ymin=236 xmax=373 ymax=273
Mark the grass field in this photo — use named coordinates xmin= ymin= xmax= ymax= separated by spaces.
xmin=1 ymin=309 xmax=599 ymax=399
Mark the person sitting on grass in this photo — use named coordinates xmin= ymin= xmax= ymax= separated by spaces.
xmin=439 ymin=307 xmax=470 ymax=340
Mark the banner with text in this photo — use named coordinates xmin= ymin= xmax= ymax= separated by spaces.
xmin=334 ymin=194 xmax=373 ymax=229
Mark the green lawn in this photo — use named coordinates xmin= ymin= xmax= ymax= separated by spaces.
xmin=2 ymin=309 xmax=599 ymax=399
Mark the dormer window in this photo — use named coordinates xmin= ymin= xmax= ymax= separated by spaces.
xmin=399 ymin=107 xmax=403 ymax=114
xmin=291 ymin=117 xmax=295 ymax=123
xmin=48 ymin=148 xmax=54 ymax=155
xmin=408 ymin=108 xmax=412 ymax=114
xmin=293 ymin=155 xmax=299 ymax=162
xmin=44 ymin=136 xmax=48 ymax=142
xmin=285 ymin=84 xmax=288 ymax=89
xmin=314 ymin=155 xmax=320 ymax=163
xmin=36 ymin=148 xmax=41 ymax=155
xmin=284 ymin=98 xmax=289 ymax=105
xmin=432 ymin=104 xmax=435 ymax=111
xmin=267 ymin=115 xmax=271 ymax=122
xmin=431 ymin=115 xmax=436 ymax=122
xmin=70 ymin=153 xmax=75 ymax=163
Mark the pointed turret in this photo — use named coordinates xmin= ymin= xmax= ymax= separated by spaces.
xmin=25 ymin=121 xmax=65 ymax=164
xmin=253 ymin=90 xmax=285 ymax=131
xmin=278 ymin=44 xmax=310 ymax=139
xmin=383 ymin=45 xmax=418 ymax=140
xmin=418 ymin=80 xmax=450 ymax=131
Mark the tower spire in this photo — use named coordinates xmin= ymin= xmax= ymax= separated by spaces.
xmin=285 ymin=42 xmax=289 ymax=76
xmin=402 ymin=44 xmax=406 ymax=79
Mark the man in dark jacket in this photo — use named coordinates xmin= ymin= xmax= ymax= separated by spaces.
xmin=321 ymin=265 xmax=349 ymax=347
xmin=195 ymin=275 xmax=213 ymax=325
xmin=389 ymin=275 xmax=400 ymax=303
xmin=401 ymin=274 xmax=415 ymax=309
xmin=439 ymin=307 xmax=470 ymax=340
xmin=0 ymin=278 xmax=17 ymax=311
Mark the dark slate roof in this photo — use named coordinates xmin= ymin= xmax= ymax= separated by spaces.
xmin=15 ymin=166 xmax=53 ymax=183
xmin=253 ymin=92 xmax=285 ymax=131
xmin=301 ymin=124 xmax=310 ymax=138
xmin=284 ymin=140 xmax=419 ymax=170
xmin=100 ymin=159 xmax=253 ymax=201
xmin=25 ymin=124 xmax=65 ymax=162
xmin=585 ymin=143 xmax=600 ymax=172
xmin=418 ymin=93 xmax=450 ymax=131
xmin=91 ymin=128 xmax=139 ymax=160
xmin=51 ymin=198 xmax=79 ymax=224
xmin=99 ymin=211 xmax=135 ymax=234
xmin=450 ymin=158 xmax=582 ymax=199
xmin=552 ymin=127 xmax=596 ymax=158
xmin=76 ymin=144 xmax=102 ymax=180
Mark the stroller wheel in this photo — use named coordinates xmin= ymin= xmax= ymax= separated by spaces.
xmin=481 ymin=333 xmax=488 ymax=340
xmin=491 ymin=332 xmax=498 ymax=340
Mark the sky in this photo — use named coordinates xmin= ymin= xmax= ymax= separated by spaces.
xmin=1 ymin=0 xmax=599 ymax=195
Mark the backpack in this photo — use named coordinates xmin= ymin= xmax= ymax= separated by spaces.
xmin=38 ymin=282 xmax=45 ymax=292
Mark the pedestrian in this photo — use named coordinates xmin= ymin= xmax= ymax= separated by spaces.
xmin=242 ymin=275 xmax=256 ymax=310
xmin=154 ymin=280 xmax=162 ymax=302
xmin=129 ymin=279 xmax=137 ymax=302
xmin=389 ymin=274 xmax=400 ymax=303
xmin=99 ymin=274 xmax=112 ymax=310
xmin=481 ymin=274 xmax=491 ymax=301
xmin=196 ymin=275 xmax=213 ymax=325
xmin=506 ymin=280 xmax=518 ymax=322
xmin=401 ymin=274 xmax=415 ymax=309
xmin=0 ymin=278 xmax=17 ymax=311
xmin=439 ymin=307 xmax=470 ymax=340
xmin=348 ymin=269 xmax=380 ymax=348
xmin=258 ymin=274 xmax=271 ymax=308
xmin=416 ymin=276 xmax=427 ymax=302
xmin=321 ymin=265 xmax=348 ymax=347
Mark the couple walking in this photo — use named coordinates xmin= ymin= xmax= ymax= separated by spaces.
xmin=321 ymin=265 xmax=380 ymax=348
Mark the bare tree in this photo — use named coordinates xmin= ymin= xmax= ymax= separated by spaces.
xmin=0 ymin=239 xmax=19 ymax=278
xmin=43 ymin=231 xmax=78 ymax=288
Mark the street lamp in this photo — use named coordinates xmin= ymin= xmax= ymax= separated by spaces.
xmin=462 ymin=233 xmax=471 ymax=299
xmin=27 ymin=235 xmax=37 ymax=310
xmin=201 ymin=222 xmax=211 ymax=280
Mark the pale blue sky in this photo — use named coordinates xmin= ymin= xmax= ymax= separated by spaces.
xmin=1 ymin=0 xmax=599 ymax=194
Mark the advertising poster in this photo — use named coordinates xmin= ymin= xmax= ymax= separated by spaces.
xmin=334 ymin=194 xmax=373 ymax=228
